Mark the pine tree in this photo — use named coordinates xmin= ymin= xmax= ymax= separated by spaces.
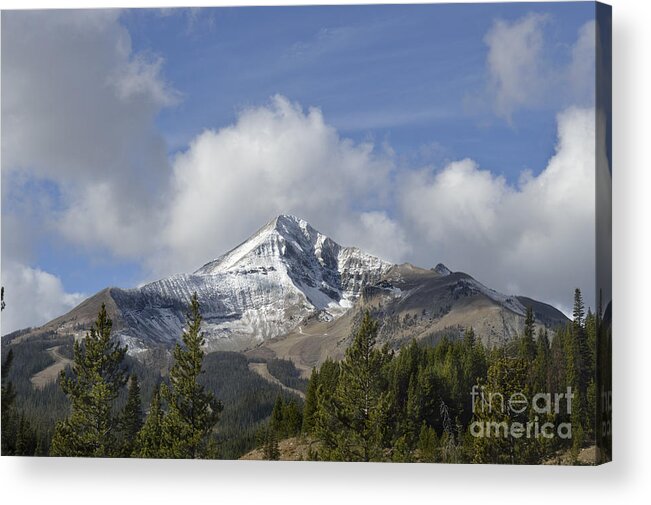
xmin=417 ymin=422 xmax=439 ymax=462
xmin=262 ymin=426 xmax=280 ymax=460
xmin=573 ymin=288 xmax=585 ymax=329
xmin=270 ymin=395 xmax=285 ymax=436
xmin=404 ymin=374 xmax=422 ymax=446
xmin=133 ymin=385 xmax=164 ymax=458
xmin=318 ymin=311 xmax=392 ymax=461
xmin=519 ymin=306 xmax=536 ymax=362
xmin=471 ymin=357 xmax=534 ymax=464
xmin=282 ymin=399 xmax=302 ymax=437
xmin=302 ymin=368 xmax=319 ymax=433
xmin=160 ymin=293 xmax=223 ymax=459
xmin=532 ymin=327 xmax=551 ymax=392
xmin=118 ymin=374 xmax=143 ymax=457
xmin=50 ymin=304 xmax=127 ymax=457
xmin=570 ymin=288 xmax=590 ymax=430
xmin=15 ymin=413 xmax=37 ymax=456
xmin=463 ymin=327 xmax=476 ymax=348
xmin=1 ymin=348 xmax=17 ymax=455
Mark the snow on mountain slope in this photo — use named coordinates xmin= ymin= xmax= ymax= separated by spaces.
xmin=16 ymin=214 xmax=566 ymax=358
xmin=111 ymin=215 xmax=392 ymax=352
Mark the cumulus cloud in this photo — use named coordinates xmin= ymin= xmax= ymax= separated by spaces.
xmin=336 ymin=212 xmax=411 ymax=264
xmin=1 ymin=10 xmax=176 ymax=259
xmin=484 ymin=13 xmax=550 ymax=120
xmin=1 ymin=10 xmax=598 ymax=331
xmin=0 ymin=262 xmax=85 ymax=334
xmin=2 ymin=10 xmax=177 ymax=330
xmin=157 ymin=95 xmax=595 ymax=312
xmin=569 ymin=20 xmax=597 ymax=103
xmin=484 ymin=14 xmax=596 ymax=121
xmin=399 ymin=107 xmax=596 ymax=311
xmin=156 ymin=95 xmax=397 ymax=273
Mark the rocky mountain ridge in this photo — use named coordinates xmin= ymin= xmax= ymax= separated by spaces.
xmin=8 ymin=215 xmax=568 ymax=364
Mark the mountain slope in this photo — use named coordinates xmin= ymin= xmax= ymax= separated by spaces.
xmin=15 ymin=215 xmax=391 ymax=353
xmin=10 ymin=215 xmax=568 ymax=361
xmin=247 ymin=262 xmax=568 ymax=375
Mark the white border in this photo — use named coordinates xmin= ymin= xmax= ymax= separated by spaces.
xmin=1 ymin=1 xmax=649 ymax=503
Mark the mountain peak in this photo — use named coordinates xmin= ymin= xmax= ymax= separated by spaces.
xmin=194 ymin=214 xmax=335 ymax=276
xmin=273 ymin=213 xmax=308 ymax=227
xmin=433 ymin=263 xmax=452 ymax=276
xmin=269 ymin=214 xmax=314 ymax=240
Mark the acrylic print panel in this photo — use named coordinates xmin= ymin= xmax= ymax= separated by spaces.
xmin=0 ymin=2 xmax=611 ymax=464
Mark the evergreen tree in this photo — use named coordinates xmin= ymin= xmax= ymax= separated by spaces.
xmin=573 ymin=288 xmax=585 ymax=329
xmin=302 ymin=367 xmax=319 ymax=433
xmin=463 ymin=327 xmax=476 ymax=348
xmin=317 ymin=311 xmax=392 ymax=461
xmin=568 ymin=289 xmax=590 ymax=431
xmin=460 ymin=328 xmax=487 ymax=425
xmin=1 ymin=349 xmax=17 ymax=455
xmin=282 ymin=399 xmax=303 ymax=436
xmin=471 ymin=357 xmax=537 ymax=464
xmin=262 ymin=426 xmax=280 ymax=460
xmin=403 ymin=374 xmax=421 ymax=446
xmin=417 ymin=422 xmax=439 ymax=462
xmin=519 ymin=306 xmax=537 ymax=362
xmin=50 ymin=305 xmax=127 ymax=457
xmin=160 ymin=293 xmax=223 ymax=459
xmin=532 ymin=328 xmax=551 ymax=392
xmin=15 ymin=413 xmax=37 ymax=456
xmin=118 ymin=374 xmax=143 ymax=457
xmin=270 ymin=395 xmax=285 ymax=435
xmin=133 ymin=385 xmax=164 ymax=458
xmin=392 ymin=434 xmax=413 ymax=462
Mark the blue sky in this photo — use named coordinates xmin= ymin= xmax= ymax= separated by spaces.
xmin=1 ymin=3 xmax=598 ymax=332
xmin=124 ymin=3 xmax=593 ymax=173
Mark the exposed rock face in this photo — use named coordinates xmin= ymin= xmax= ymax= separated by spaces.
xmin=15 ymin=215 xmax=568 ymax=359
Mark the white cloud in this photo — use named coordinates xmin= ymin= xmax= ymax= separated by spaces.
xmin=1 ymin=10 xmax=176 ymax=260
xmin=1 ymin=10 xmax=177 ymax=330
xmin=569 ymin=20 xmax=597 ymax=103
xmin=399 ymin=107 xmax=596 ymax=311
xmin=484 ymin=13 xmax=550 ymax=121
xmin=337 ymin=212 xmax=411 ymax=264
xmin=156 ymin=95 xmax=396 ymax=274
xmin=0 ymin=262 xmax=85 ymax=334
xmin=1 ymin=10 xmax=598 ymax=331
xmin=158 ymin=96 xmax=596 ymax=311
xmin=484 ymin=14 xmax=596 ymax=121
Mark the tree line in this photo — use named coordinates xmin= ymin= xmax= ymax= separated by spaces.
xmin=2 ymin=287 xmax=602 ymax=463
xmin=2 ymin=293 xmax=221 ymax=458
xmin=262 ymin=289 xmax=600 ymax=464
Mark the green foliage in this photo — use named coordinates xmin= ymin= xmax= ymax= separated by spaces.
xmin=471 ymin=356 xmax=540 ymax=464
xmin=3 ymin=287 xmax=599 ymax=464
xmin=133 ymin=384 xmax=164 ymax=458
xmin=519 ymin=306 xmax=537 ymax=362
xmin=302 ymin=367 xmax=319 ymax=433
xmin=117 ymin=374 xmax=143 ymax=457
xmin=316 ymin=312 xmax=393 ymax=461
xmin=417 ymin=422 xmax=439 ymax=462
xmin=266 ymin=395 xmax=302 ymax=440
xmin=262 ymin=426 xmax=280 ymax=461
xmin=1 ymin=349 xmax=17 ymax=455
xmin=305 ymin=300 xmax=597 ymax=464
xmin=50 ymin=305 xmax=128 ymax=457
xmin=266 ymin=358 xmax=308 ymax=392
xmin=159 ymin=293 xmax=223 ymax=459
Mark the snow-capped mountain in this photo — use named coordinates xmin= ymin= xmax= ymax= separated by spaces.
xmin=45 ymin=215 xmax=391 ymax=353
xmin=16 ymin=214 xmax=567 ymax=359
